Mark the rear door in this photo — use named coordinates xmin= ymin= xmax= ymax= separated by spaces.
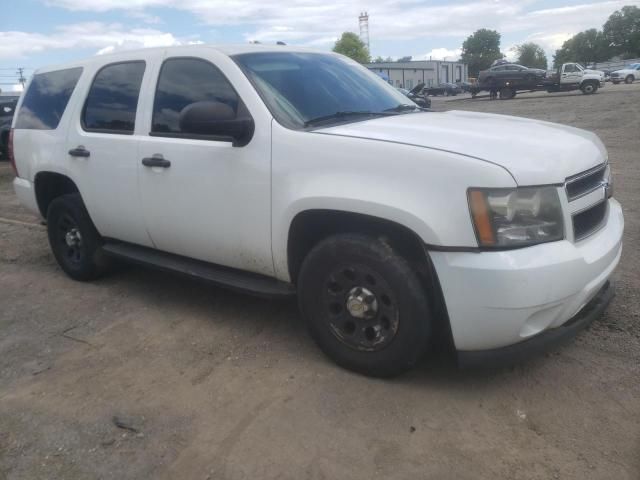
xmin=65 ymin=54 xmax=158 ymax=247
xmin=136 ymin=51 xmax=273 ymax=276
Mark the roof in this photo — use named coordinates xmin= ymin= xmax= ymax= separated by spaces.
xmin=32 ymin=43 xmax=333 ymax=74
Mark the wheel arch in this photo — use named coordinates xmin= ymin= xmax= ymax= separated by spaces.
xmin=286 ymin=208 xmax=454 ymax=347
xmin=34 ymin=171 xmax=80 ymax=218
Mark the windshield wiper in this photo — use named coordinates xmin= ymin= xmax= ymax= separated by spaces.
xmin=304 ymin=110 xmax=396 ymax=127
xmin=384 ymin=104 xmax=423 ymax=112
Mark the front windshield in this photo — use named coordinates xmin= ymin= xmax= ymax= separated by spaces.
xmin=233 ymin=52 xmax=412 ymax=129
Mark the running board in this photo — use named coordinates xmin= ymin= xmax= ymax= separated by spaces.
xmin=102 ymin=241 xmax=296 ymax=298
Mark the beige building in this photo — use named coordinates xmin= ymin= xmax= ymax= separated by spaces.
xmin=365 ymin=60 xmax=468 ymax=89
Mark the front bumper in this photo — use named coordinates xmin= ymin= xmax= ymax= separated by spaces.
xmin=457 ymin=281 xmax=613 ymax=367
xmin=429 ymin=198 xmax=623 ymax=357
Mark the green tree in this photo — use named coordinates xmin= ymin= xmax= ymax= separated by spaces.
xmin=373 ymin=56 xmax=385 ymax=63
xmin=461 ymin=29 xmax=504 ymax=77
xmin=333 ymin=32 xmax=371 ymax=64
xmin=603 ymin=5 xmax=640 ymax=58
xmin=553 ymin=29 xmax=609 ymax=67
xmin=397 ymin=56 xmax=412 ymax=62
xmin=515 ymin=42 xmax=548 ymax=69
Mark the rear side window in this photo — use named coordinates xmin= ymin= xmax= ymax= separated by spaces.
xmin=15 ymin=67 xmax=82 ymax=130
xmin=151 ymin=57 xmax=239 ymax=135
xmin=83 ymin=61 xmax=145 ymax=134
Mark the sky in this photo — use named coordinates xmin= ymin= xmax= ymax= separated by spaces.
xmin=2 ymin=0 xmax=639 ymax=91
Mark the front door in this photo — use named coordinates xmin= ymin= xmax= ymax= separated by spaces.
xmin=561 ymin=63 xmax=582 ymax=85
xmin=137 ymin=55 xmax=273 ymax=276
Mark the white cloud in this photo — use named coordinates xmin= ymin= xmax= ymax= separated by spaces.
xmin=15 ymin=0 xmax=640 ymax=62
xmin=127 ymin=10 xmax=163 ymax=25
xmin=0 ymin=23 xmax=196 ymax=60
xmin=417 ymin=48 xmax=462 ymax=61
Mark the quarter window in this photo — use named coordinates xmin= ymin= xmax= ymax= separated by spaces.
xmin=15 ymin=67 xmax=83 ymax=130
xmin=151 ymin=58 xmax=241 ymax=136
xmin=83 ymin=61 xmax=145 ymax=134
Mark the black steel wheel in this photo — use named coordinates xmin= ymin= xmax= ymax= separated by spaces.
xmin=298 ymin=234 xmax=432 ymax=377
xmin=47 ymin=193 xmax=109 ymax=281
xmin=323 ymin=264 xmax=400 ymax=352
xmin=57 ymin=213 xmax=85 ymax=266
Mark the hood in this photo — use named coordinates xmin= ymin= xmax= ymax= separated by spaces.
xmin=316 ymin=111 xmax=606 ymax=185
xmin=409 ymin=82 xmax=425 ymax=95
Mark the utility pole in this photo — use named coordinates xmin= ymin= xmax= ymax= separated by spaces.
xmin=17 ymin=67 xmax=26 ymax=88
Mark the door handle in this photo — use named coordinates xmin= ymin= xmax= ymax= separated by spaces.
xmin=142 ymin=156 xmax=171 ymax=168
xmin=68 ymin=146 xmax=90 ymax=157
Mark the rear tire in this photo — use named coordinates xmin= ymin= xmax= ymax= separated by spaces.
xmin=47 ymin=193 xmax=110 ymax=281
xmin=625 ymin=75 xmax=634 ymax=84
xmin=297 ymin=233 xmax=432 ymax=377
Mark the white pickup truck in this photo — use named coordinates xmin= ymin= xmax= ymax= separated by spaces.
xmin=9 ymin=45 xmax=623 ymax=376
xmin=544 ymin=63 xmax=605 ymax=94
xmin=610 ymin=63 xmax=640 ymax=84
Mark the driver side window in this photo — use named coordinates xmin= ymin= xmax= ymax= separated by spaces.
xmin=151 ymin=57 xmax=244 ymax=137
xmin=564 ymin=64 xmax=577 ymax=73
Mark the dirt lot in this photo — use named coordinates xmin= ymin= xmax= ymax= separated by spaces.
xmin=1 ymin=83 xmax=639 ymax=480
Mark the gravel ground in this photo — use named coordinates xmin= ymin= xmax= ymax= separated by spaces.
xmin=1 ymin=83 xmax=639 ymax=480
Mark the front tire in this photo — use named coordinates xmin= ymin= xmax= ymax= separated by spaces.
xmin=47 ymin=194 xmax=109 ymax=281
xmin=298 ymin=234 xmax=432 ymax=377
xmin=581 ymin=82 xmax=598 ymax=94
xmin=625 ymin=75 xmax=634 ymax=84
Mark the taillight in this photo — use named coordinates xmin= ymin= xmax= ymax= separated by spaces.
xmin=8 ymin=129 xmax=18 ymax=177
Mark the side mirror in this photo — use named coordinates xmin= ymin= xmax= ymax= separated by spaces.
xmin=178 ymin=101 xmax=254 ymax=147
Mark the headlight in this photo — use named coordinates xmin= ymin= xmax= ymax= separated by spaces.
xmin=604 ymin=163 xmax=614 ymax=198
xmin=468 ymin=186 xmax=564 ymax=247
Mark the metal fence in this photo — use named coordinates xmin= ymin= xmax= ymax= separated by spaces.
xmin=587 ymin=58 xmax=640 ymax=71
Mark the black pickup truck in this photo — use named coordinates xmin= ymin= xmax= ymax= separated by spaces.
xmin=0 ymin=96 xmax=19 ymax=160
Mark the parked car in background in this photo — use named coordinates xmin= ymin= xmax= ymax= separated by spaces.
xmin=424 ymin=82 xmax=461 ymax=96
xmin=10 ymin=45 xmax=623 ymax=377
xmin=456 ymin=81 xmax=474 ymax=93
xmin=0 ymin=95 xmax=19 ymax=160
xmin=397 ymin=83 xmax=431 ymax=108
xmin=610 ymin=63 xmax=640 ymax=84
xmin=478 ymin=63 xmax=546 ymax=89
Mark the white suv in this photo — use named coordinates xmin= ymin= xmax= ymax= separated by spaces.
xmin=9 ymin=45 xmax=623 ymax=376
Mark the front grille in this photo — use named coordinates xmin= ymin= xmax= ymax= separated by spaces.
xmin=610 ymin=72 xmax=619 ymax=78
xmin=573 ymin=201 xmax=608 ymax=241
xmin=565 ymin=164 xmax=606 ymax=201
